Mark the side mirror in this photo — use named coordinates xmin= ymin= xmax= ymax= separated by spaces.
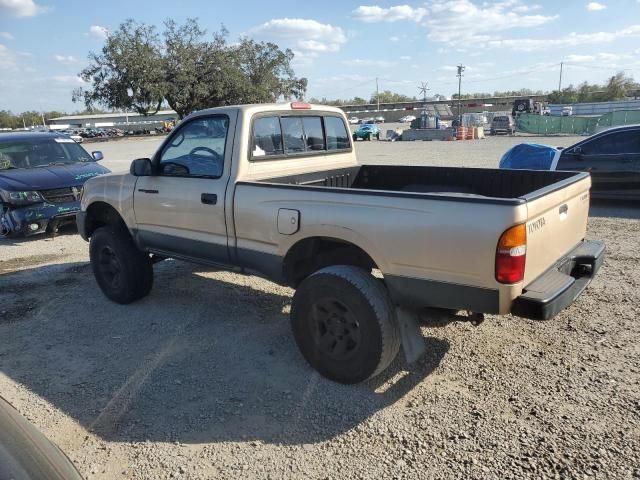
xmin=130 ymin=158 xmax=153 ymax=176
xmin=91 ymin=151 xmax=104 ymax=161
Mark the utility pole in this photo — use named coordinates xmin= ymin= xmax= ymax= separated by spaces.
xmin=376 ymin=77 xmax=380 ymax=112
xmin=558 ymin=61 xmax=564 ymax=103
xmin=456 ymin=64 xmax=465 ymax=123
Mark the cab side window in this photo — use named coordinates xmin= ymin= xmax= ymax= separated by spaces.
xmin=160 ymin=116 xmax=228 ymax=178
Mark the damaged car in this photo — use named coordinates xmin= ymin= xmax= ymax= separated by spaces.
xmin=0 ymin=132 xmax=109 ymax=237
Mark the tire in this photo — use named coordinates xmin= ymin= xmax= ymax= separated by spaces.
xmin=376 ymin=132 xmax=380 ymax=140
xmin=89 ymin=225 xmax=153 ymax=304
xmin=352 ymin=133 xmax=357 ymax=141
xmin=291 ymin=265 xmax=400 ymax=384
xmin=367 ymin=133 xmax=371 ymax=141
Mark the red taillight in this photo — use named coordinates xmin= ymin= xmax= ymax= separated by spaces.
xmin=496 ymin=224 xmax=527 ymax=284
xmin=290 ymin=101 xmax=311 ymax=109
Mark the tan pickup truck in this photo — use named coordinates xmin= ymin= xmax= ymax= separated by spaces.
xmin=77 ymin=103 xmax=605 ymax=384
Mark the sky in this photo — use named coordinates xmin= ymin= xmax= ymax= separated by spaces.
xmin=1 ymin=0 xmax=640 ymax=113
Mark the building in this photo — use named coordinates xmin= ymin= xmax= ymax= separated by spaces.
xmin=47 ymin=110 xmax=178 ymax=129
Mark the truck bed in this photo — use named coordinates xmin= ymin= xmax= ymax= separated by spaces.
xmin=253 ymin=165 xmax=587 ymax=203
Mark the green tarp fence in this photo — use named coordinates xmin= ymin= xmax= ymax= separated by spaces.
xmin=516 ymin=110 xmax=640 ymax=135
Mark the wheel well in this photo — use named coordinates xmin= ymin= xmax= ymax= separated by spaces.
xmin=84 ymin=202 xmax=125 ymax=237
xmin=283 ymin=237 xmax=377 ymax=287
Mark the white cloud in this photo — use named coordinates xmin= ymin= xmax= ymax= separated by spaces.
xmin=425 ymin=0 xmax=557 ymax=45
xmin=352 ymin=5 xmax=427 ymax=23
xmin=0 ymin=0 xmax=43 ymax=17
xmin=0 ymin=32 xmax=14 ymax=40
xmin=343 ymin=58 xmax=395 ymax=67
xmin=565 ymin=54 xmax=596 ymax=62
xmin=486 ymin=25 xmax=640 ymax=51
xmin=586 ymin=2 xmax=606 ymax=11
xmin=52 ymin=75 xmax=87 ymax=85
xmin=389 ymin=36 xmax=399 ymax=42
xmin=400 ymin=55 xmax=411 ymax=60
xmin=0 ymin=43 xmax=18 ymax=71
xmin=249 ymin=18 xmax=346 ymax=59
xmin=89 ymin=25 xmax=109 ymax=40
xmin=54 ymin=54 xmax=78 ymax=64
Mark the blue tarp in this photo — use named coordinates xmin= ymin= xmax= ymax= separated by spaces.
xmin=499 ymin=143 xmax=559 ymax=170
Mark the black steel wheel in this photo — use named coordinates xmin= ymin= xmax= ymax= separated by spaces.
xmin=291 ymin=265 xmax=400 ymax=384
xmin=89 ymin=225 xmax=153 ymax=304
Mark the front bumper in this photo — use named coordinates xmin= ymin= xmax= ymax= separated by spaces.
xmin=511 ymin=240 xmax=605 ymax=320
xmin=0 ymin=201 xmax=80 ymax=237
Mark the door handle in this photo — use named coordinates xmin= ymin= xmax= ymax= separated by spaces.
xmin=138 ymin=189 xmax=159 ymax=194
xmin=201 ymin=193 xmax=217 ymax=205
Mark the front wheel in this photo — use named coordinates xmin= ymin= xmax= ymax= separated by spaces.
xmin=291 ymin=265 xmax=400 ymax=384
xmin=89 ymin=225 xmax=153 ymax=304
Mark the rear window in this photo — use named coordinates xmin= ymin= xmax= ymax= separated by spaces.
xmin=253 ymin=117 xmax=283 ymax=157
xmin=251 ymin=114 xmax=349 ymax=159
xmin=324 ymin=117 xmax=350 ymax=150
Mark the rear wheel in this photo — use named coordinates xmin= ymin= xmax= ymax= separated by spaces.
xmin=376 ymin=132 xmax=380 ymax=140
xmin=352 ymin=133 xmax=357 ymax=141
xmin=89 ymin=225 xmax=153 ymax=304
xmin=291 ymin=265 xmax=400 ymax=384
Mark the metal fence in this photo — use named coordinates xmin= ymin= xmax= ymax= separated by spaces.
xmin=516 ymin=110 xmax=640 ymax=135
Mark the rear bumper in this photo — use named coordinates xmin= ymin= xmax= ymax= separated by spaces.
xmin=511 ymin=240 xmax=605 ymax=320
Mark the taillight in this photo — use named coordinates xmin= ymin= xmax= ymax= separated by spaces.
xmin=496 ymin=223 xmax=527 ymax=284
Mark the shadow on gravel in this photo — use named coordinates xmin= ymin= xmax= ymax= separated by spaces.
xmin=0 ymin=260 xmax=448 ymax=446
xmin=0 ymin=225 xmax=78 ymax=246
xmin=589 ymin=199 xmax=640 ymax=220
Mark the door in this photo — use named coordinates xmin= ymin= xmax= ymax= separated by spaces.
xmin=134 ymin=114 xmax=232 ymax=264
xmin=556 ymin=130 xmax=638 ymax=196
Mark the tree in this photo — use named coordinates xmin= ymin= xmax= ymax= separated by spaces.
xmin=74 ymin=18 xmax=307 ymax=118
xmin=74 ymin=19 xmax=166 ymax=116
xmin=371 ymin=90 xmax=416 ymax=104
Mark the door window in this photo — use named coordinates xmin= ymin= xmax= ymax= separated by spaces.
xmin=612 ymin=130 xmax=640 ymax=153
xmin=580 ymin=135 xmax=615 ymax=155
xmin=159 ymin=116 xmax=228 ymax=178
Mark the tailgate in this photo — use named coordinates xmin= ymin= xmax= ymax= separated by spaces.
xmin=522 ymin=174 xmax=591 ymax=285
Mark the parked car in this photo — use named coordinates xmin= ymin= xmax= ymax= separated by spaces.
xmin=490 ymin=115 xmax=516 ymax=135
xmin=399 ymin=115 xmax=416 ymax=123
xmin=374 ymin=116 xmax=385 ymax=123
xmin=78 ymin=102 xmax=604 ymax=384
xmin=0 ymin=395 xmax=83 ymax=480
xmin=348 ymin=117 xmax=360 ymax=125
xmin=562 ymin=106 xmax=573 ymax=116
xmin=0 ymin=132 xmax=109 ymax=237
xmin=499 ymin=125 xmax=640 ymax=200
xmin=359 ymin=117 xmax=375 ymax=124
xmin=352 ymin=123 xmax=381 ymax=141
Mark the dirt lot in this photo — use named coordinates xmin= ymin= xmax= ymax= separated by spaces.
xmin=1 ymin=135 xmax=639 ymax=479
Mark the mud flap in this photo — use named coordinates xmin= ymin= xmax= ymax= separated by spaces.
xmin=396 ymin=307 xmax=426 ymax=364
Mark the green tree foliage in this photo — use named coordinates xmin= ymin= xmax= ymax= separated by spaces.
xmin=74 ymin=19 xmax=166 ymax=116
xmin=0 ymin=110 xmax=69 ymax=129
xmin=73 ymin=18 xmax=307 ymax=118
xmin=547 ymin=72 xmax=638 ymax=104
xmin=371 ymin=90 xmax=416 ymax=103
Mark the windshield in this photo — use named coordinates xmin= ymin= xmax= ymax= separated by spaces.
xmin=0 ymin=138 xmax=93 ymax=170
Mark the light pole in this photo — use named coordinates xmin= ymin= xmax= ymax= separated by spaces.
xmin=457 ymin=64 xmax=465 ymax=123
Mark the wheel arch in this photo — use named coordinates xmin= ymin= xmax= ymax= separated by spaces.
xmin=282 ymin=235 xmax=382 ymax=288
xmin=83 ymin=201 xmax=127 ymax=238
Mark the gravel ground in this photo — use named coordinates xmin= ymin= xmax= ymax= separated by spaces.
xmin=1 ymin=135 xmax=639 ymax=479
